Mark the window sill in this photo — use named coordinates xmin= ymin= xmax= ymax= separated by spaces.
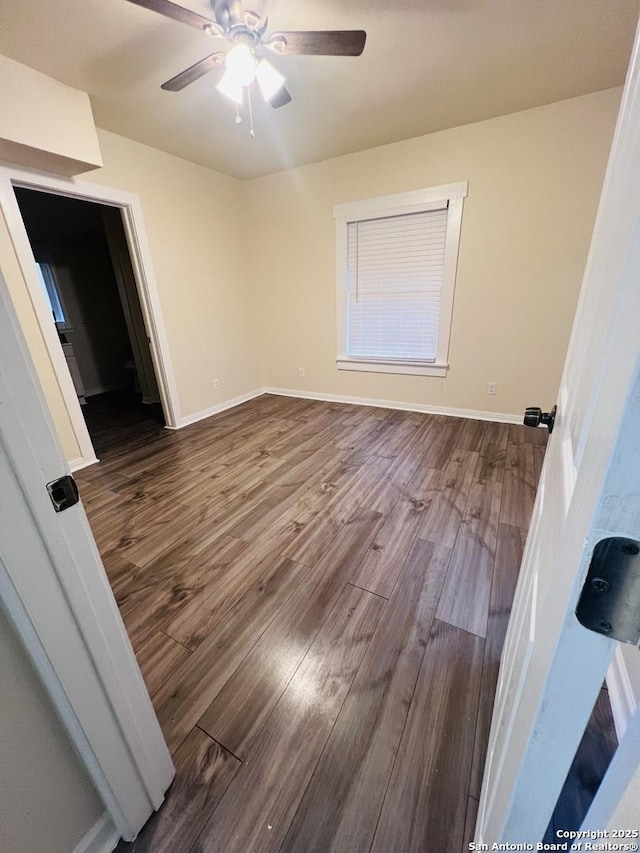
xmin=336 ymin=358 xmax=448 ymax=377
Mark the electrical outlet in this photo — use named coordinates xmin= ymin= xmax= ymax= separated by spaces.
xmin=487 ymin=381 xmax=497 ymax=396
xmin=298 ymin=367 xmax=305 ymax=378
xmin=213 ymin=378 xmax=220 ymax=390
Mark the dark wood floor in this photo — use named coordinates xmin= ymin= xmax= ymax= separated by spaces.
xmin=76 ymin=394 xmax=547 ymax=853
xmin=545 ymin=686 xmax=618 ymax=841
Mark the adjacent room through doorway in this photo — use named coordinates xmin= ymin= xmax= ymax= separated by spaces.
xmin=13 ymin=187 xmax=165 ymax=459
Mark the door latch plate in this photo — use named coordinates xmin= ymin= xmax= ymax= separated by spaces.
xmin=576 ymin=537 xmax=640 ymax=645
xmin=46 ymin=474 xmax=80 ymax=513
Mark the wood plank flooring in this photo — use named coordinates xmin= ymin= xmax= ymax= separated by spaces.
xmin=543 ymin=686 xmax=618 ymax=842
xmin=76 ymin=393 xmax=545 ymax=853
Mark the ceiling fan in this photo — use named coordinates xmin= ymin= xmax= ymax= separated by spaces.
xmin=126 ymin=0 xmax=367 ymax=111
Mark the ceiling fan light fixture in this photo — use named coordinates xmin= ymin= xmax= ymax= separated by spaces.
xmin=255 ymin=59 xmax=285 ymax=103
xmin=216 ymin=69 xmax=244 ymax=104
xmin=133 ymin=0 xmax=368 ymax=118
xmin=225 ymin=42 xmax=257 ymax=87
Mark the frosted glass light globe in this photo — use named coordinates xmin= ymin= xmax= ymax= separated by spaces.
xmin=225 ymin=43 xmax=256 ymax=87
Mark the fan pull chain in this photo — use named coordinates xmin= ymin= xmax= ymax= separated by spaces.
xmin=235 ymin=103 xmax=242 ymax=125
xmin=247 ymin=86 xmax=255 ymax=139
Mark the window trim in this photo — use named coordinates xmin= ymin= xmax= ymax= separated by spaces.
xmin=334 ymin=181 xmax=468 ymax=376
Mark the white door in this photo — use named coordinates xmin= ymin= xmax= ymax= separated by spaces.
xmin=477 ymin=22 xmax=640 ymax=843
xmin=0 ymin=259 xmax=174 ymax=839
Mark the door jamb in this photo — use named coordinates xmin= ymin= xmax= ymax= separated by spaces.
xmin=0 ymin=164 xmax=182 ymax=468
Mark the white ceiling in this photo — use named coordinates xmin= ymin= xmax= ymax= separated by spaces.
xmin=1 ymin=0 xmax=638 ymax=179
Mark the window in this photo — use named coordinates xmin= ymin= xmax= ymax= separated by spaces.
xmin=334 ymin=182 xmax=467 ymax=376
xmin=34 ymin=253 xmax=70 ymax=331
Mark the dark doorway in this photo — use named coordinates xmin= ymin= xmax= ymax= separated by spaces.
xmin=13 ymin=187 xmax=165 ymax=456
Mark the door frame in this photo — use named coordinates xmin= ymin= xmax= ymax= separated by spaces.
xmin=0 ymin=259 xmax=174 ymax=841
xmin=0 ymin=164 xmax=182 ymax=469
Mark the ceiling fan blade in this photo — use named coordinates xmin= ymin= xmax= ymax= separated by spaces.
xmin=270 ymin=85 xmax=292 ymax=108
xmin=272 ymin=30 xmax=366 ymax=56
xmin=161 ymin=52 xmax=226 ymax=91
xmin=125 ymin=0 xmax=223 ymax=35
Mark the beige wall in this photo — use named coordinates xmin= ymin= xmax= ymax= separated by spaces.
xmin=245 ymin=88 xmax=621 ymax=417
xmin=0 ymin=56 xmax=102 ymax=175
xmin=0 ymin=607 xmax=103 ymax=853
xmin=88 ymin=129 xmax=260 ymax=420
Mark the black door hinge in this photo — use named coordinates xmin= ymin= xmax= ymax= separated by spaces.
xmin=576 ymin=537 xmax=640 ymax=645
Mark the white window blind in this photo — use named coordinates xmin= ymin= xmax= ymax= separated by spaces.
xmin=346 ymin=206 xmax=448 ymax=362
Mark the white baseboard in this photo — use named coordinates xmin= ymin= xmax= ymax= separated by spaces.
xmin=607 ymin=647 xmax=637 ymax=741
xmin=167 ymin=385 xmax=522 ymax=429
xmin=73 ymin=812 xmax=119 ymax=853
xmin=69 ymin=455 xmax=100 ymax=473
xmin=263 ymin=386 xmax=522 ymax=424
xmin=73 ymin=385 xmax=522 ymax=449
xmin=168 ymin=388 xmax=267 ymax=429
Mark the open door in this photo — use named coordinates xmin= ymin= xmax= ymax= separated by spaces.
xmin=101 ymin=206 xmax=162 ymax=407
xmin=0 ymin=258 xmax=174 ymax=839
xmin=477 ymin=20 xmax=640 ymax=843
